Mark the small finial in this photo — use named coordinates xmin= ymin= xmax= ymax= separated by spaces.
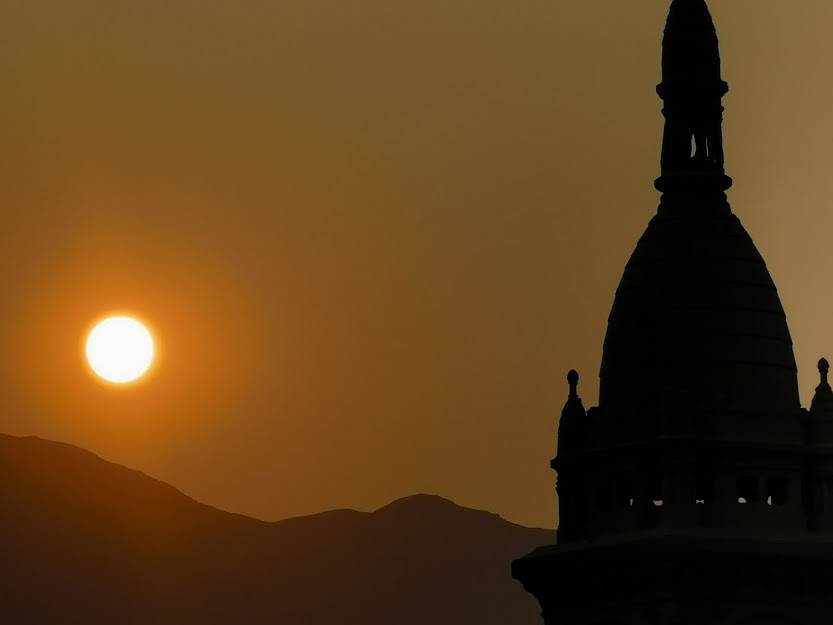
xmin=812 ymin=357 xmax=833 ymax=416
xmin=567 ymin=370 xmax=579 ymax=398
xmin=559 ymin=369 xmax=586 ymax=436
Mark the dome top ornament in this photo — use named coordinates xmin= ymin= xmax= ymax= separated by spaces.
xmin=656 ymin=0 xmax=732 ymax=194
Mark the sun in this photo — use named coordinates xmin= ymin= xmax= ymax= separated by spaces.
xmin=85 ymin=316 xmax=155 ymax=384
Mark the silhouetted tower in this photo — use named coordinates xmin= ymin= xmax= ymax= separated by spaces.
xmin=513 ymin=1 xmax=833 ymax=623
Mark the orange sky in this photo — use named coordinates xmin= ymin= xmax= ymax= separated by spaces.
xmin=2 ymin=0 xmax=833 ymax=528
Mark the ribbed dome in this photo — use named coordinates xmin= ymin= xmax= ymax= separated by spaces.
xmin=599 ymin=198 xmax=799 ymax=415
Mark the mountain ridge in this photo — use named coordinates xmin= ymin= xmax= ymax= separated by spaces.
xmin=4 ymin=434 xmax=540 ymax=528
xmin=0 ymin=432 xmax=551 ymax=624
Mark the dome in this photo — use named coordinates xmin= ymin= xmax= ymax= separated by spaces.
xmin=599 ymin=198 xmax=800 ymax=415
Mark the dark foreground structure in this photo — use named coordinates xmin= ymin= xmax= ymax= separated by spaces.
xmin=513 ymin=1 xmax=833 ymax=623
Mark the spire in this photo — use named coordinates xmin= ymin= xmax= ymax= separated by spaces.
xmin=819 ymin=358 xmax=830 ymax=388
xmin=557 ymin=370 xmax=586 ymax=455
xmin=567 ymin=369 xmax=579 ymax=400
xmin=561 ymin=370 xmax=585 ymax=421
xmin=812 ymin=358 xmax=833 ymax=418
xmin=655 ymin=0 xmax=732 ymax=194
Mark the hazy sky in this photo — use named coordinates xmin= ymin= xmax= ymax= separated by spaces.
xmin=2 ymin=0 xmax=833 ymax=528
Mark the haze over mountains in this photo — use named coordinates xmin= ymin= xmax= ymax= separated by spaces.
xmin=0 ymin=434 xmax=550 ymax=624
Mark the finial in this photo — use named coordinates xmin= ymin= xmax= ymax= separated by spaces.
xmin=567 ymin=370 xmax=579 ymax=398
xmin=559 ymin=368 xmax=586 ymax=439
xmin=655 ymin=0 xmax=731 ymax=194
xmin=812 ymin=357 xmax=833 ymax=417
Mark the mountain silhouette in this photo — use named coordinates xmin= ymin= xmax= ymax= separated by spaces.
xmin=0 ymin=434 xmax=551 ymax=624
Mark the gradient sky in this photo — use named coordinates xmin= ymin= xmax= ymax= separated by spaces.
xmin=2 ymin=0 xmax=833 ymax=529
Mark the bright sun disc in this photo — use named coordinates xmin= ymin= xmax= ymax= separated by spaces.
xmin=86 ymin=316 xmax=155 ymax=384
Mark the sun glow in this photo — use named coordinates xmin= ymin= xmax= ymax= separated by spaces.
xmin=85 ymin=316 xmax=155 ymax=384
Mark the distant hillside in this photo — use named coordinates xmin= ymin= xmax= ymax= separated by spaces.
xmin=0 ymin=434 xmax=551 ymax=624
